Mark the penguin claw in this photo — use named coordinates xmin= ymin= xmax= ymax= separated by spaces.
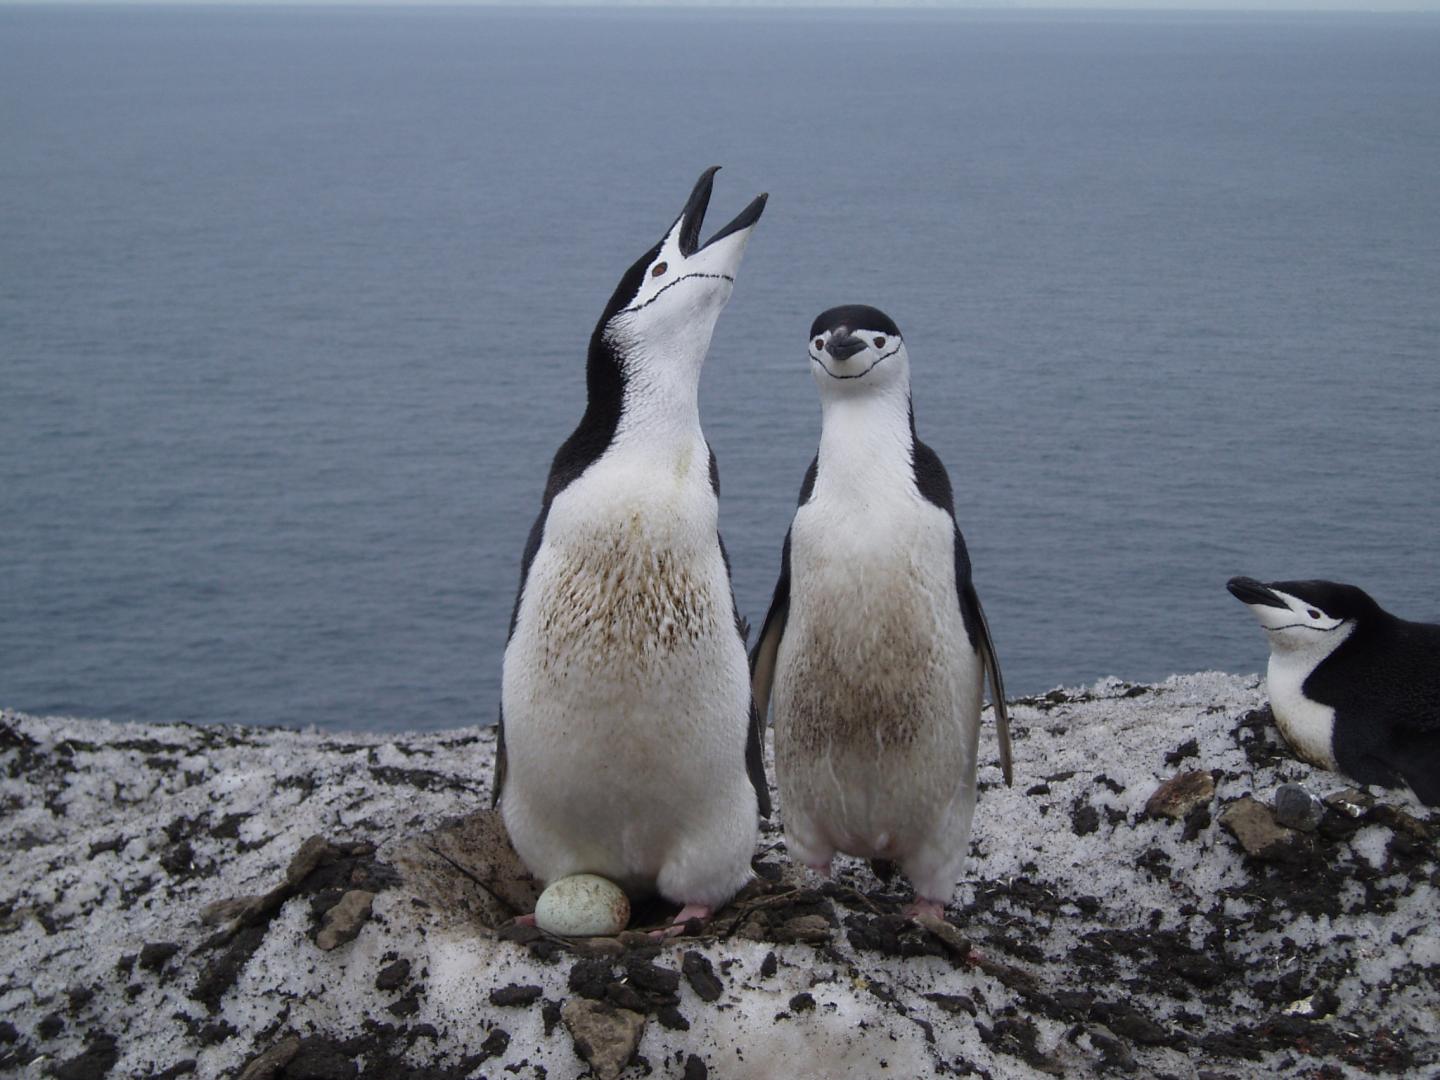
xmin=903 ymin=898 xmax=947 ymax=922
xmin=649 ymin=903 xmax=712 ymax=940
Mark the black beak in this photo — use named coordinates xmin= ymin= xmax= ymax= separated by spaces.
xmin=677 ymin=166 xmax=768 ymax=257
xmin=1227 ymin=576 xmax=1288 ymax=609
xmin=826 ymin=329 xmax=866 ymax=362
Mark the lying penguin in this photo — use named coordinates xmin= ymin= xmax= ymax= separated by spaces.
xmin=496 ymin=168 xmax=770 ymax=934
xmin=751 ymin=305 xmax=1013 ymax=920
xmin=1227 ymin=576 xmax=1439 ymax=806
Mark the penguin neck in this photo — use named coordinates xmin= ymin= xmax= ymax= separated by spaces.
xmin=608 ymin=337 xmax=707 ymax=458
xmin=814 ymin=384 xmax=916 ymax=500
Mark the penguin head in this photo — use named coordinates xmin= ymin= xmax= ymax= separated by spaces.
xmin=1226 ymin=576 xmax=1378 ymax=652
xmin=596 ymin=167 xmax=766 ymax=370
xmin=808 ymin=305 xmax=909 ymax=395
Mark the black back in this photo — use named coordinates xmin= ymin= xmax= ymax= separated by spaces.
xmin=1298 ymin=596 xmax=1440 ymax=804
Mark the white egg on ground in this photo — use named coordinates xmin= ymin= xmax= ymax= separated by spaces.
xmin=533 ymin=874 xmax=630 ymax=937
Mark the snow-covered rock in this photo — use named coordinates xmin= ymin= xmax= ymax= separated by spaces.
xmin=1 ymin=672 xmax=1436 ymax=1078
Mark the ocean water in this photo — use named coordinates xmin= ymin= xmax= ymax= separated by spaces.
xmin=2 ymin=6 xmax=1438 ymax=733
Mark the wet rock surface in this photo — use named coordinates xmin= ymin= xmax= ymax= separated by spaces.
xmin=2 ymin=674 xmax=1437 ymax=1078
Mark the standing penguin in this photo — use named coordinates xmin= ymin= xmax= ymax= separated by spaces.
xmin=496 ymin=168 xmax=771 ymax=931
xmin=751 ymin=305 xmax=1013 ymax=920
xmin=1227 ymin=576 xmax=1440 ymax=805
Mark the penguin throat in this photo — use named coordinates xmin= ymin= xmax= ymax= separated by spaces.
xmin=814 ymin=391 xmax=916 ymax=498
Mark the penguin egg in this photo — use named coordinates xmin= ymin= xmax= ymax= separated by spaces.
xmin=533 ymin=874 xmax=630 ymax=937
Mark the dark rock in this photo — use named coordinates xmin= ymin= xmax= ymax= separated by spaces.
xmin=283 ymin=1036 xmax=357 ymax=1080
xmin=48 ymin=1033 xmax=119 ymax=1080
xmin=568 ymin=958 xmax=616 ymax=1000
xmin=683 ymin=1053 xmax=707 ymax=1080
xmin=374 ymin=959 xmax=411 ymax=992
xmin=1324 ymin=788 xmax=1374 ymax=818
xmin=1164 ymin=738 xmax=1200 ymax=767
xmin=1145 ymin=771 xmax=1216 ymax=821
xmin=788 ymin=992 xmax=815 ymax=1013
xmin=1071 ymin=800 xmax=1101 ymax=836
xmin=479 ymin=1028 xmax=510 ymax=1059
xmin=193 ymin=925 xmax=266 ymax=1013
xmin=624 ymin=955 xmax=680 ymax=996
xmin=386 ymin=992 xmax=420 ymax=1019
xmin=0 ymin=1021 xmax=18 ymax=1044
xmin=236 ymin=1036 xmax=303 ymax=1077
xmin=1273 ymin=784 xmax=1325 ymax=831
xmin=1093 ymin=1001 xmax=1176 ymax=1046
xmin=138 ymin=942 xmax=181 ymax=973
xmin=654 ymin=1005 xmax=689 ymax=1031
xmin=37 ymin=1012 xmax=64 ymax=1039
xmin=605 ymin=983 xmax=647 ymax=1012
xmin=681 ymin=951 xmax=723 ymax=1002
xmin=286 ymin=836 xmax=341 ymax=887
xmin=488 ymin=984 xmax=543 ymax=1007
xmin=923 ymin=992 xmax=977 ymax=1016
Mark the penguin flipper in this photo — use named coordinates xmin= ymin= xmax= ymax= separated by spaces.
xmin=965 ymin=581 xmax=1014 ymax=787
xmin=491 ymin=704 xmax=508 ymax=809
xmin=750 ymin=528 xmax=794 ymax=727
xmin=745 ymin=699 xmax=772 ymax=819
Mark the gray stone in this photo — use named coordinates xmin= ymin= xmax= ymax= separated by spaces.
xmin=561 ymin=998 xmax=645 ymax=1080
xmin=1220 ymin=796 xmax=1297 ymax=859
xmin=315 ymin=890 xmax=375 ymax=951
xmin=235 ymin=1035 xmax=301 ymax=1080
xmin=1144 ymin=770 xmax=1215 ymax=821
xmin=1273 ymin=784 xmax=1325 ymax=831
xmin=1325 ymin=788 xmax=1375 ymax=819
xmin=286 ymin=835 xmax=340 ymax=887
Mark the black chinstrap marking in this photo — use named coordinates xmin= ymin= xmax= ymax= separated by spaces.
xmin=808 ymin=343 xmax=901 ymax=380
xmin=1265 ymin=622 xmax=1345 ymax=633
xmin=621 ymin=271 xmax=734 ymax=314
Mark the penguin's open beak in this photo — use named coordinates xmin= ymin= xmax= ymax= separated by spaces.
xmin=825 ymin=329 xmax=867 ymax=362
xmin=1227 ymin=576 xmax=1288 ymax=609
xmin=677 ymin=166 xmax=768 ymax=258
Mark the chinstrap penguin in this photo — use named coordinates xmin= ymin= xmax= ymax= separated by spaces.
xmin=751 ymin=304 xmax=1014 ymax=920
xmin=496 ymin=168 xmax=771 ymax=932
xmin=1227 ymin=576 xmax=1440 ymax=806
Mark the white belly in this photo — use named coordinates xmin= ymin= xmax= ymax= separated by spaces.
xmin=773 ymin=500 xmax=982 ymax=864
xmin=1266 ymin=650 xmax=1339 ymax=770
xmin=500 ymin=460 xmax=756 ymax=902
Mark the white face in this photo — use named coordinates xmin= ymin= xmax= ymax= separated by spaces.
xmin=1241 ymin=588 xmax=1349 ymax=652
xmin=604 ymin=177 xmax=764 ymax=367
xmin=808 ymin=326 xmax=909 ymax=393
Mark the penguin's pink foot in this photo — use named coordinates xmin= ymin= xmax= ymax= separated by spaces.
xmin=512 ymin=912 xmax=537 ymax=927
xmin=903 ymin=897 xmax=947 ymax=922
xmin=806 ymin=861 xmax=833 ymax=880
xmin=650 ymin=903 xmax=712 ymax=940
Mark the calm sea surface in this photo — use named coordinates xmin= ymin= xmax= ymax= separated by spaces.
xmin=2 ymin=6 xmax=1438 ymax=733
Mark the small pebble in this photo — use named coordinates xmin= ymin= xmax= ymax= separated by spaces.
xmin=1274 ymin=784 xmax=1325 ymax=831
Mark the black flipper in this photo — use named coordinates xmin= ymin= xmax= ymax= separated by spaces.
xmin=913 ymin=430 xmax=1014 ymax=785
xmin=715 ymin=447 xmax=772 ymax=819
xmin=963 ymin=580 xmax=1014 ymax=786
xmin=750 ymin=457 xmax=818 ymax=725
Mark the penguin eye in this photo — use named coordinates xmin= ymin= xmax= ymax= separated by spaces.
xmin=813 ymin=338 xmax=824 ymax=350
xmin=1307 ymin=609 xmax=1321 ymax=619
xmin=873 ymin=336 xmax=886 ymax=349
xmin=651 ymin=262 xmax=667 ymax=278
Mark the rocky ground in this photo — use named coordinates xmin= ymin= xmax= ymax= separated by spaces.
xmin=1 ymin=671 xmax=1437 ymax=1079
